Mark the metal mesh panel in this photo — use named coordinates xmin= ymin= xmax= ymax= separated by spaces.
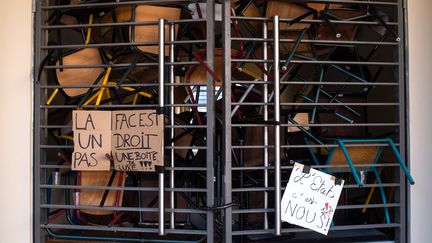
xmin=34 ymin=0 xmax=217 ymax=242
xmin=222 ymin=0 xmax=409 ymax=242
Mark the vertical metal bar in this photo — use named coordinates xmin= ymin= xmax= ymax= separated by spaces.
xmin=273 ymin=15 xmax=282 ymax=236
xmin=158 ymin=171 xmax=165 ymax=235
xmin=158 ymin=18 xmax=166 ymax=236
xmin=34 ymin=0 xmax=42 ymax=242
xmin=169 ymin=22 xmax=175 ymax=230
xmin=222 ymin=0 xmax=232 ymax=242
xmin=206 ymin=1 xmax=215 ymax=242
xmin=398 ymin=0 xmax=408 ymax=241
xmin=262 ymin=21 xmax=269 ymax=231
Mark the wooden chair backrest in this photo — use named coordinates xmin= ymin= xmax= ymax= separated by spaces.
xmin=132 ymin=5 xmax=181 ymax=55
xmin=56 ymin=48 xmax=103 ymax=98
xmin=186 ymin=49 xmax=262 ymax=86
xmin=79 ymin=170 xmax=126 ymax=215
xmin=243 ymin=126 xmax=288 ymax=166
xmin=324 ymin=144 xmax=380 ymax=171
xmin=266 ymin=1 xmax=314 ymax=54
xmin=239 ymin=1 xmax=261 ymax=33
xmin=311 ymin=4 xmax=363 ymax=55
xmin=288 ymin=113 xmax=310 ymax=133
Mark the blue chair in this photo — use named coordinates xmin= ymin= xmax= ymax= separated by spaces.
xmin=304 ymin=137 xmax=415 ymax=224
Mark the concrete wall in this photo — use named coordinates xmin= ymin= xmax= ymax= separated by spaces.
xmin=0 ymin=1 xmax=33 ymax=243
xmin=407 ymin=0 xmax=432 ymax=242
xmin=0 ymin=0 xmax=430 ymax=242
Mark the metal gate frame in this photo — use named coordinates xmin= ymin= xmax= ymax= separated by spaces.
xmin=34 ymin=0 xmax=218 ymax=242
xmin=33 ymin=0 xmax=411 ymax=242
xmin=221 ymin=0 xmax=410 ymax=242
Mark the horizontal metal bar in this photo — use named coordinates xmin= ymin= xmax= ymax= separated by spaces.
xmin=41 ymin=224 xmax=207 ymax=235
xmin=40 ymin=145 xmax=207 ymax=149
xmin=41 ymin=123 xmax=400 ymax=129
xmin=40 ymin=102 xmax=398 ymax=109
xmin=280 ymin=143 xmax=399 ymax=148
xmin=40 ymin=124 xmax=208 ymax=129
xmin=41 ymin=185 xmax=207 ymax=192
xmin=44 ymin=61 xmax=199 ymax=69
xmin=280 ymin=81 xmax=398 ymax=86
xmin=41 ymin=19 xmax=205 ymax=30
xmin=231 ymin=223 xmax=401 ymax=235
xmin=40 ymin=204 xmax=207 ymax=214
xmin=343 ymin=183 xmax=400 ymax=189
xmin=40 ymin=104 xmax=206 ymax=109
xmin=41 ymin=204 xmax=154 ymax=212
xmin=232 ymin=59 xmax=398 ymax=66
xmin=231 ymin=123 xmax=399 ymax=128
xmin=232 ymin=203 xmax=400 ymax=214
xmin=231 ymin=163 xmax=402 ymax=171
xmin=39 ymin=83 xmax=209 ymax=89
xmin=40 ymin=164 xmax=207 ymax=171
xmin=231 ymin=143 xmax=399 ymax=149
xmin=41 ymin=0 xmax=206 ymax=10
xmin=232 ymin=208 xmax=275 ymax=214
xmin=232 ymin=187 xmax=273 ymax=193
xmin=281 ymin=102 xmax=400 ymax=106
xmin=232 ymin=81 xmax=398 ymax=86
xmin=40 ymin=84 xmax=158 ymax=89
xmin=231 ymin=37 xmax=398 ymax=46
xmin=166 ymin=146 xmax=207 ymax=149
xmin=317 ymin=202 xmax=401 ymax=210
xmin=40 ymin=163 xmax=402 ymax=171
xmin=231 ymin=183 xmax=400 ymax=193
xmin=231 ymin=102 xmax=398 ymax=106
xmin=232 ymin=17 xmax=398 ymax=25
xmin=42 ymin=40 xmax=205 ymax=49
xmin=164 ymin=167 xmax=207 ymax=171
xmin=305 ymin=0 xmax=398 ymax=6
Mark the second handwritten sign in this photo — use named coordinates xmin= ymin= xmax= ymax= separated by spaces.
xmin=112 ymin=110 xmax=163 ymax=172
xmin=281 ymin=162 xmax=345 ymax=235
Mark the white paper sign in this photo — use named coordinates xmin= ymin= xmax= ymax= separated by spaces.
xmin=281 ymin=163 xmax=345 ymax=235
xmin=188 ymin=3 xmax=222 ymax=21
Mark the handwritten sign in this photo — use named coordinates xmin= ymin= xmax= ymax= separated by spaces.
xmin=281 ymin=162 xmax=344 ymax=235
xmin=72 ymin=110 xmax=164 ymax=172
xmin=72 ymin=111 xmax=111 ymax=171
xmin=112 ymin=110 xmax=164 ymax=172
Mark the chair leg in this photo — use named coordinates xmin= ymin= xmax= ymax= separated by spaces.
xmin=310 ymin=67 xmax=324 ymax=123
xmin=303 ymin=137 xmax=323 ymax=166
xmin=387 ymin=138 xmax=415 ymax=185
xmin=337 ymin=140 xmax=363 ymax=186
xmin=373 ymin=169 xmax=390 ymax=224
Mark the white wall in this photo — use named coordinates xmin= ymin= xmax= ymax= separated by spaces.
xmin=0 ymin=1 xmax=33 ymax=243
xmin=408 ymin=0 xmax=432 ymax=243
